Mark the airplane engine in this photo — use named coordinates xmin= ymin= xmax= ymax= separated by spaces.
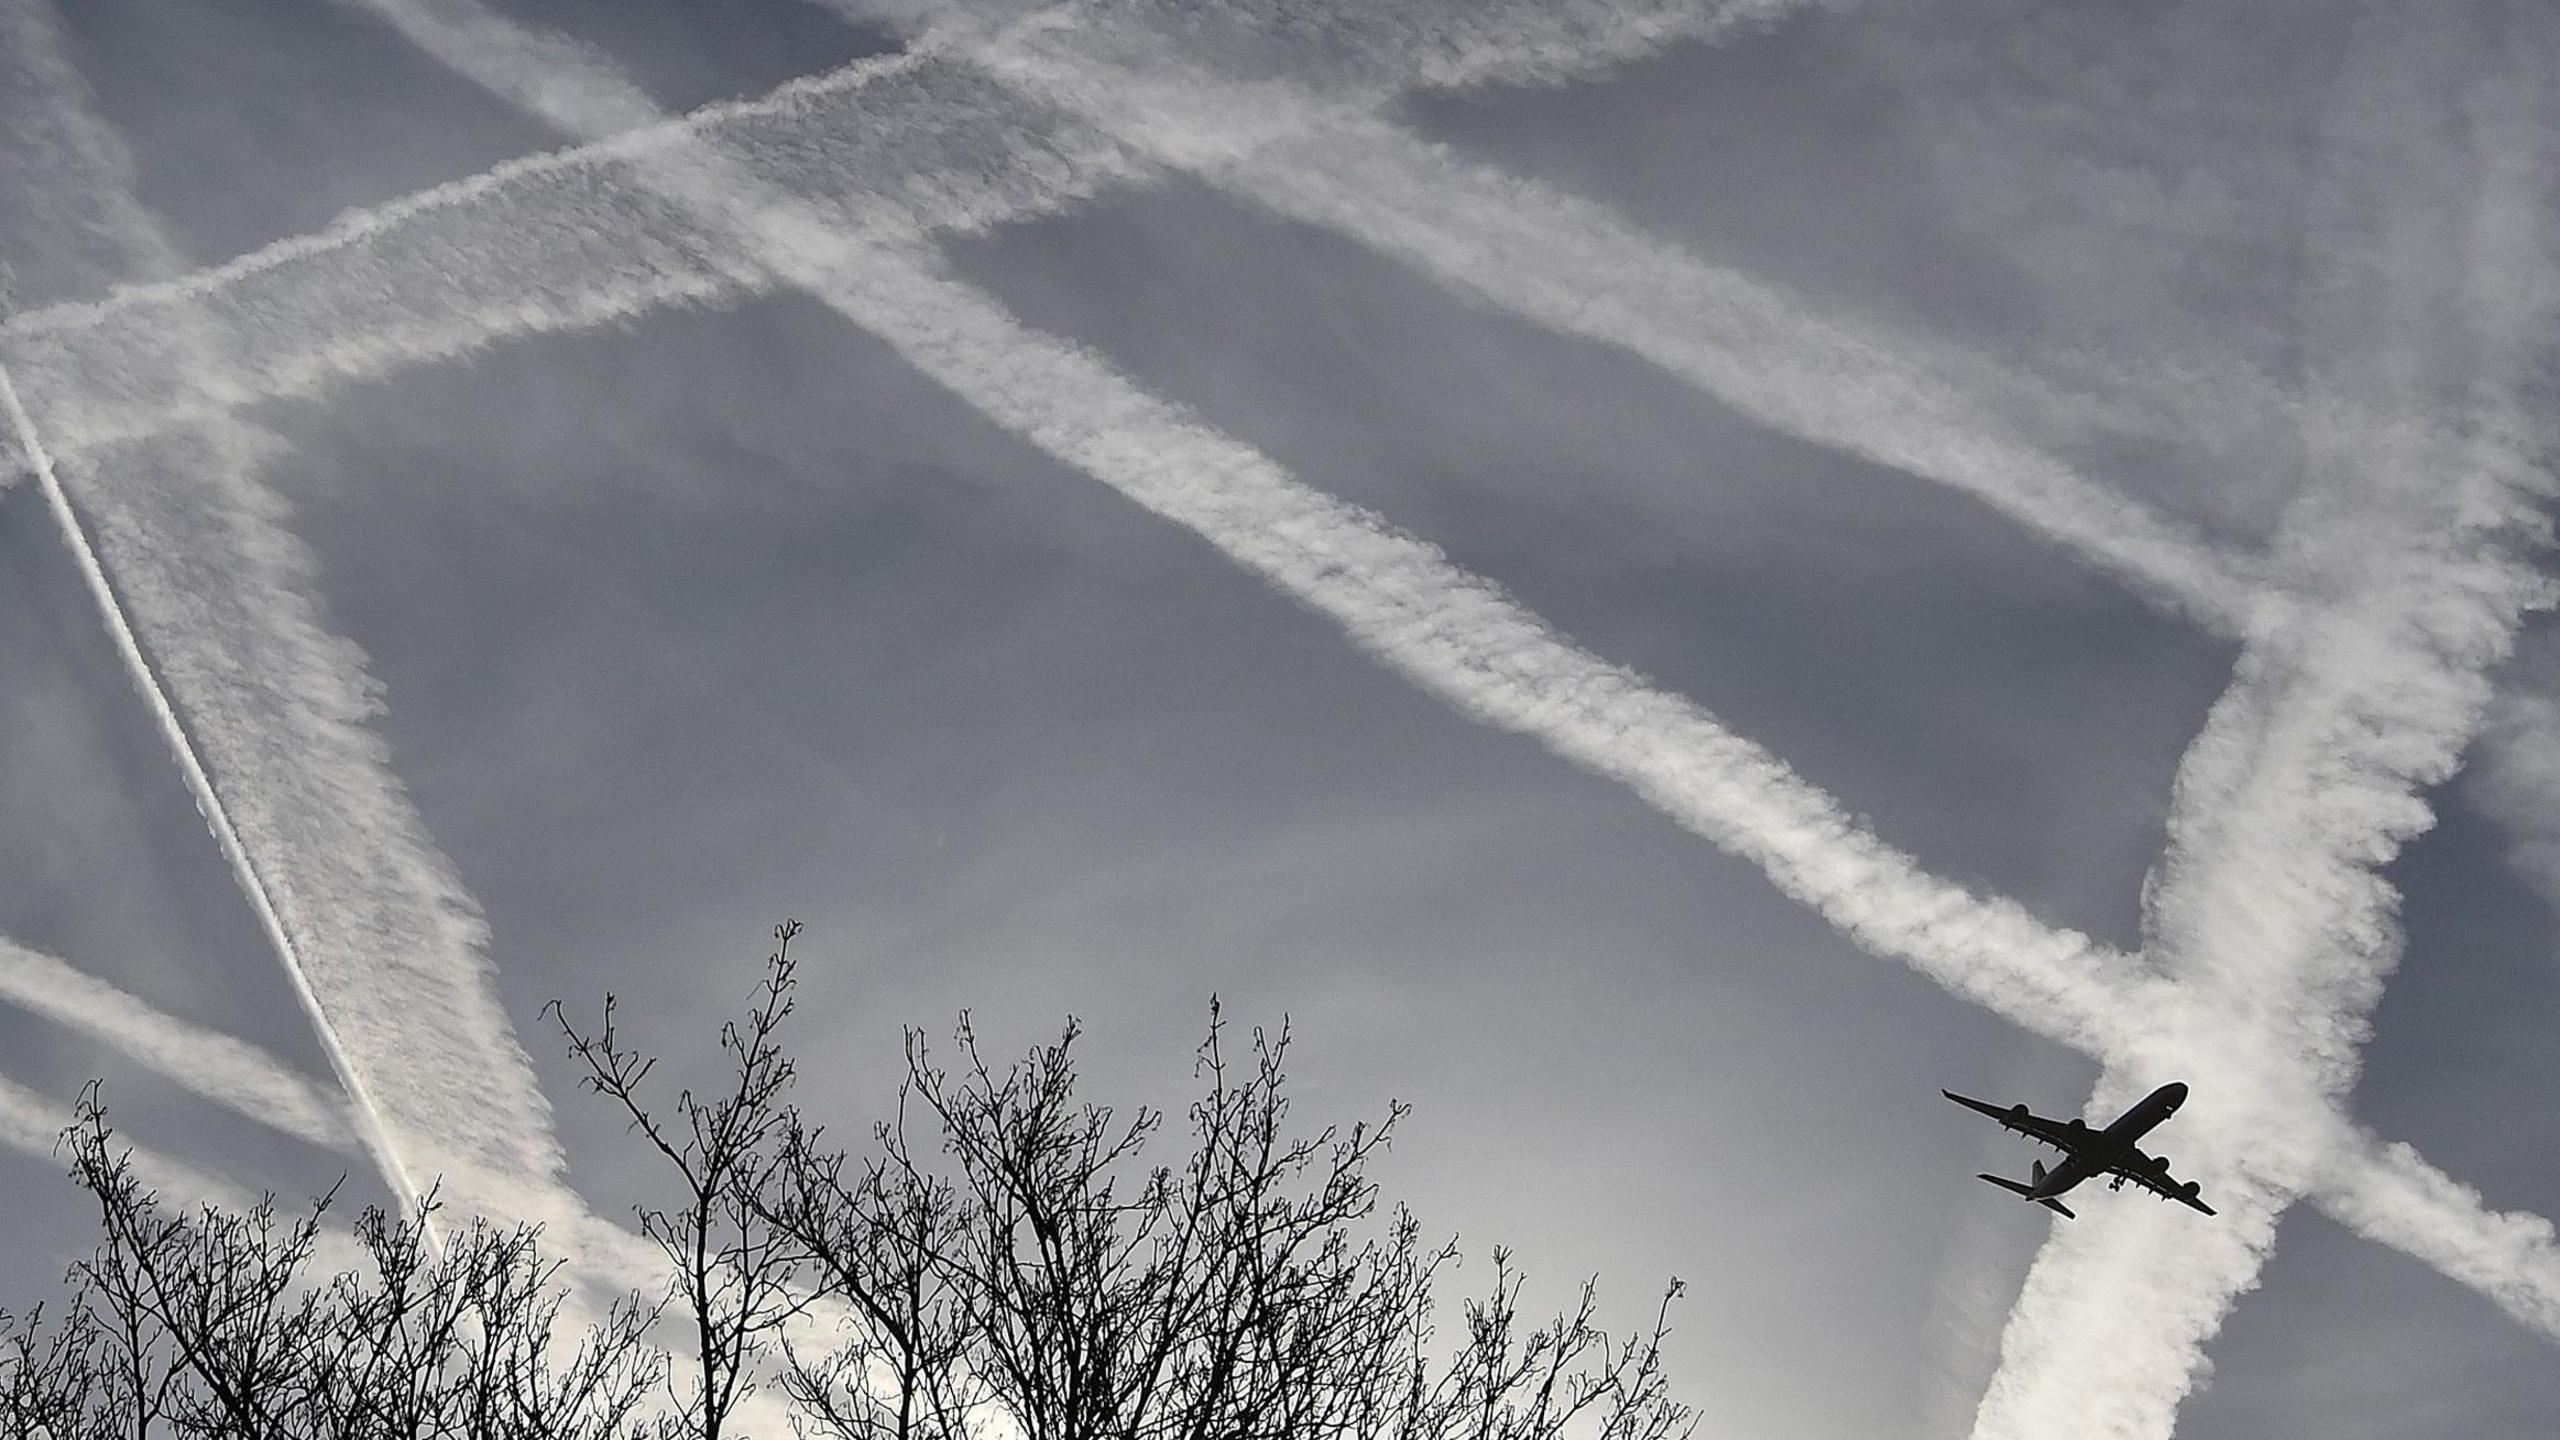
xmin=2008 ymin=1104 xmax=2029 ymax=1122
xmin=2154 ymin=1153 xmax=2172 ymax=1171
xmin=2066 ymin=1118 xmax=2088 ymax=1137
xmin=2182 ymin=1180 xmax=2201 ymax=1198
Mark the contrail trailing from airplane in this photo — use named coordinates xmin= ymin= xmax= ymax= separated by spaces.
xmin=4 ymin=2 xmax=2551 ymax=1417
xmin=1971 ymin=10 xmax=2560 ymax=1434
xmin=861 ymin=7 xmax=2560 ymax=1382
xmin=316 ymin=0 xmax=2560 ymax=1364
xmin=0 ymin=937 xmax=354 ymax=1151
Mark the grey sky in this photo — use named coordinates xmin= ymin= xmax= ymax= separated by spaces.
xmin=0 ymin=2 xmax=2555 ymax=1437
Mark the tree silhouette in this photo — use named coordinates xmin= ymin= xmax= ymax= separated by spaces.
xmin=5 ymin=926 xmax=1696 ymax=1440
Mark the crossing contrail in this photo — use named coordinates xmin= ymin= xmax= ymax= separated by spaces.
xmin=0 ymin=937 xmax=354 ymax=1151
xmin=0 ymin=0 xmax=1823 ymax=461
xmin=4 ymin=1 xmax=2552 ymax=1419
xmin=0 ymin=363 xmax=424 ymax=1215
xmin=1971 ymin=10 xmax=2560 ymax=1434
xmin=326 ymin=0 xmax=2560 ymax=1368
xmin=341 ymin=0 xmax=2170 ymax=1046
xmin=0 ymin=0 xmax=567 ymax=1223
xmin=845 ymin=3 xmax=2268 ymax=633
xmin=892 ymin=3 xmax=2560 ymax=1380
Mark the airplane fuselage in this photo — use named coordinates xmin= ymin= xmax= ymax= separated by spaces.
xmin=2026 ymin=1082 xmax=2187 ymax=1202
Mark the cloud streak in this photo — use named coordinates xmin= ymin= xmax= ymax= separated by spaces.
xmin=6 ymin=2 xmax=2552 ymax=1421
xmin=1970 ymin=10 xmax=2560 ymax=1435
xmin=882 ymin=8 xmax=2266 ymax=633
xmin=340 ymin=0 xmax=2164 ymax=1043
xmin=0 ymin=936 xmax=354 ymax=1152
xmin=291 ymin=0 xmax=2560 ymax=1368
xmin=0 ymin=1065 xmax=267 ymax=1218
xmin=0 ymin=0 xmax=565 ymax=1217
xmin=0 ymin=363 xmax=422 ymax=1211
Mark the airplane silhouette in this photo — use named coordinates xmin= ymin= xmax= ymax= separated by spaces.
xmin=1945 ymin=1083 xmax=2216 ymax=1218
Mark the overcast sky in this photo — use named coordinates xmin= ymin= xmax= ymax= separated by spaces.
xmin=1 ymin=1 xmax=2557 ymax=1436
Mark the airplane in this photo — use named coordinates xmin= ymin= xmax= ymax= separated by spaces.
xmin=1943 ymin=1082 xmax=2216 ymax=1218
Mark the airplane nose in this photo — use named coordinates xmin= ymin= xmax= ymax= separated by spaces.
xmin=2164 ymin=1082 xmax=2189 ymax=1105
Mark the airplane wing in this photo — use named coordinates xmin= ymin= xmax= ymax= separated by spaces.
xmin=1943 ymin=1091 xmax=2094 ymax=1156
xmin=2111 ymin=1147 xmax=2218 ymax=1214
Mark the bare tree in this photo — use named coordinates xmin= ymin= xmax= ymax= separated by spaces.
xmin=0 ymin=1094 xmax=668 ymax=1439
xmin=549 ymin=922 xmax=813 ymax=1440
xmin=3 ymin=925 xmax=1699 ymax=1440
xmin=578 ymin=934 xmax=1699 ymax=1440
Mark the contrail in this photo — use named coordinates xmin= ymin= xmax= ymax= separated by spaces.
xmin=923 ymin=12 xmax=2560 ymax=1404
xmin=0 ymin=1064 xmax=269 ymax=1217
xmin=0 ymin=0 xmax=1831 ymax=463
xmin=1971 ymin=10 xmax=2560 ymax=1435
xmin=2463 ymin=635 xmax=2560 ymax=911
xmin=333 ymin=0 xmax=2560 ymax=1356
xmin=0 ymin=936 xmax=355 ymax=1151
xmin=340 ymin=0 xmax=2167 ymax=1054
xmin=2321 ymin=1123 xmax=2560 ymax=1340
xmin=0 ymin=46 xmax=1147 ymax=462
xmin=0 ymin=0 xmax=2534 ymax=1373
xmin=0 ymin=0 xmax=2539 ymax=1404
xmin=0 ymin=363 xmax=423 ymax=1215
xmin=836 ymin=0 xmax=2560 ymax=1364
xmin=0 ymin=0 xmax=567 ymax=1222
xmin=1006 ymin=0 xmax=2560 ymax=1369
xmin=858 ymin=0 xmax=1847 ymax=94
xmin=851 ymin=4 xmax=2269 ymax=634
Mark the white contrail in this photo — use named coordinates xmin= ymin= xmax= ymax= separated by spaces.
xmin=0 ymin=1065 xmax=269 ymax=1218
xmin=860 ymin=0 xmax=1845 ymax=94
xmin=0 ymin=364 xmax=423 ymax=1214
xmin=341 ymin=0 xmax=2168 ymax=1052
xmin=847 ymin=4 xmax=2267 ymax=634
xmin=0 ymin=0 xmax=2535 ymax=1375
xmin=0 ymin=0 xmax=568 ymax=1219
xmin=0 ymin=0 xmax=1831 ymax=463
xmin=339 ymin=0 xmax=2560 ymax=1355
xmin=0 ymin=936 xmax=355 ymax=1151
xmin=2464 ymin=635 xmax=2560 ymax=908
xmin=0 ymin=46 xmax=1149 ymax=461
xmin=2319 ymin=1123 xmax=2560 ymax=1340
xmin=844 ymin=0 xmax=2560 ymax=1360
xmin=1971 ymin=10 xmax=2560 ymax=1435
xmin=5 ymin=0 xmax=2546 ymax=1400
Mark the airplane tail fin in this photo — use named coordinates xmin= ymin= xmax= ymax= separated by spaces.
xmin=2031 ymin=1159 xmax=2048 ymax=1186
xmin=1977 ymin=1171 xmax=2075 ymax=1219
